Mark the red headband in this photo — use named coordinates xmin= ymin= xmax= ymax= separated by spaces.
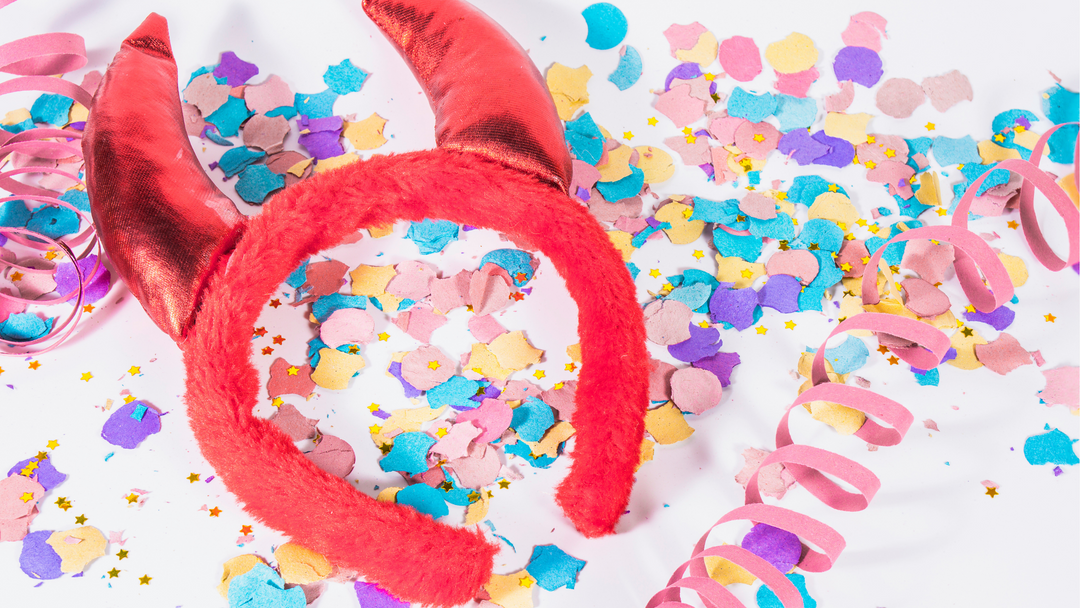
xmin=83 ymin=2 xmax=649 ymax=605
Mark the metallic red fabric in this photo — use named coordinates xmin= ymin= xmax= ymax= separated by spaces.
xmin=83 ymin=14 xmax=245 ymax=342
xmin=363 ymin=0 xmax=572 ymax=193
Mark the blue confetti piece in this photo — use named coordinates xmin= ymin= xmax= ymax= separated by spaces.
xmin=437 ymin=471 xmax=474 ymax=506
xmin=504 ymin=441 xmax=557 ymax=468
xmin=323 ymin=59 xmax=369 ymax=95
xmin=958 ymin=162 xmax=1010 ymax=196
xmin=312 ymin=293 xmax=368 ymax=322
xmin=0 ymin=313 xmax=53 ymax=342
xmin=228 ymin=563 xmax=306 ymax=608
xmin=932 ymin=135 xmax=980 ymax=166
xmin=1042 ymin=85 xmax=1078 ymax=164
xmin=406 ymin=219 xmax=459 ymax=254
xmin=427 ymin=376 xmax=482 ymax=410
xmin=379 ymin=432 xmax=437 ymax=475
xmin=396 ymin=483 xmax=450 ymax=519
xmin=1023 ymin=426 xmax=1078 ymax=466
xmin=689 ymin=196 xmax=740 ymax=223
xmin=666 ymin=282 xmax=712 ymax=310
xmin=596 ymin=165 xmax=644 ymax=201
xmin=1 ymin=116 xmax=34 ymax=133
xmin=713 ymin=229 xmax=763 ymax=261
xmin=218 ymin=147 xmax=266 ymax=177
xmin=294 ymin=89 xmax=339 ymax=119
xmin=130 ymin=404 xmax=148 ymax=421
xmin=748 ymin=212 xmax=795 ymax=241
xmin=265 ymin=105 xmax=298 ymax=120
xmin=894 ymin=188 xmax=933 ymax=219
xmin=565 ymin=112 xmax=604 ymax=165
xmin=26 ymin=205 xmax=79 ymax=239
xmin=205 ymin=95 xmax=253 ymax=138
xmin=286 ymin=260 xmax=310 ymax=289
xmin=865 ymin=235 xmax=907 ymax=266
xmin=728 ymin=87 xmax=777 ymax=123
xmin=913 ymin=367 xmax=940 ymax=386
xmin=525 ymin=544 xmax=587 ymax=591
xmin=510 ymin=397 xmax=555 ymax=442
xmin=747 ymin=170 xmax=761 ymax=185
xmin=807 ymin=335 xmax=869 ymax=374
xmin=787 ymin=175 xmax=846 ymax=206
xmin=0 ymin=200 xmax=32 ymax=227
xmin=58 ymin=189 xmax=90 ymax=212
xmin=30 ymin=93 xmax=73 ymax=126
xmin=630 ymin=223 xmax=667 ymax=248
xmin=608 ymin=45 xmax=642 ymax=90
xmin=626 ymin=262 xmax=640 ymax=280
xmin=798 ymin=250 xmax=843 ymax=312
xmin=581 ymin=3 xmax=627 ymax=50
xmin=790 ymin=218 xmax=844 ymax=252
xmin=235 ymin=164 xmax=285 ymax=204
xmin=774 ymin=94 xmax=817 ymax=132
xmin=480 ymin=249 xmax=535 ymax=286
xmin=203 ymin=126 xmax=234 ymax=146
xmin=991 ymin=108 xmax=1039 ymax=135
xmin=756 ymin=572 xmax=817 ymax=608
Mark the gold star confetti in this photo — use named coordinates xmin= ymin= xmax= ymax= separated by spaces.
xmin=187 ymin=473 xmax=200 ymax=483
xmin=261 ymin=346 xmax=274 ymax=355
xmin=692 ymin=250 xmax=704 ymax=260
xmin=253 ymin=326 xmax=267 ymax=337
xmin=286 ymin=366 xmax=300 ymax=376
xmin=887 ymin=356 xmax=900 ymax=365
xmin=647 ymin=117 xmax=658 ymax=126
xmin=427 ymin=360 xmax=441 ymax=370
xmin=648 ymin=268 xmax=661 ymax=278
xmin=986 ymin=487 xmax=998 ymax=497
xmin=47 ymin=439 xmax=59 ymax=449
xmin=681 ymin=126 xmax=692 ymax=135
xmin=35 ymin=451 xmax=47 ymax=461
xmin=56 ymin=497 xmax=72 ymax=511
xmin=936 ymin=208 xmax=948 ymax=216
xmin=1045 ymin=313 xmax=1056 ymax=322
xmin=378 ymin=332 xmax=390 ymax=341
xmin=125 ymin=493 xmax=139 ymax=504
xmin=209 ymin=507 xmax=222 ymax=517
xmin=565 ymin=363 xmax=577 ymax=372
xmin=82 ymin=304 xmax=95 ymax=313
xmin=827 ymin=184 xmax=839 ymax=192
xmin=755 ymin=326 xmax=768 ymax=335
xmin=554 ymin=382 xmax=564 ymax=390
xmin=368 ymin=403 xmax=381 ymax=413
xmin=139 ymin=575 xmax=151 ymax=585
xmin=533 ymin=370 xmax=546 ymax=380
xmin=368 ymin=424 xmax=382 ymax=434
xmin=272 ymin=335 xmax=285 ymax=345
xmin=497 ymin=479 xmax=511 ymax=489
xmin=20 ymin=492 xmax=34 ymax=503
xmin=784 ymin=320 xmax=797 ymax=330
xmin=268 ymin=299 xmax=281 ymax=308
xmin=961 ymin=327 xmax=974 ymax=337
xmin=884 ymin=148 xmax=896 ymax=158
xmin=685 ymin=135 xmax=697 ymax=144
xmin=435 ymin=427 xmax=449 ymax=438
xmin=752 ymin=133 xmax=765 ymax=142
xmin=80 ymin=372 xmax=93 ymax=382
xmin=925 ymin=122 xmax=935 ymax=131
xmin=107 ymin=568 xmax=120 ymax=578
xmin=518 ymin=574 xmax=535 ymax=588
xmin=44 ymin=250 xmax=60 ymax=261
xmin=128 ymin=366 xmax=141 ymax=375
xmin=10 ymin=271 xmax=23 ymax=281
xmin=117 ymin=548 xmax=129 ymax=559
xmin=623 ymin=131 xmax=633 ymax=141
xmin=240 ymin=525 xmax=253 ymax=535
xmin=864 ymin=160 xmax=876 ymax=169
xmin=1007 ymin=220 xmax=1019 ymax=229
xmin=28 ymin=360 xmax=40 ymax=370
xmin=75 ymin=514 xmax=88 ymax=524
xmin=994 ymin=133 xmax=1006 ymax=142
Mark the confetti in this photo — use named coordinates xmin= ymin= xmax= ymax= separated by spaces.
xmin=101 ymin=401 xmax=162 ymax=449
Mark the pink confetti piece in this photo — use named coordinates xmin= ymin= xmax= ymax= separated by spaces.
xmin=875 ymin=77 xmax=925 ymax=119
xmin=923 ymin=419 xmax=940 ymax=432
xmin=1040 ymin=367 xmax=1079 ymax=409
xmin=267 ymin=358 xmax=317 ymax=400
xmin=663 ymin=22 xmax=708 ymax=56
xmin=469 ymin=263 xmax=513 ymax=317
xmin=841 ymin=12 xmax=888 ymax=52
xmin=456 ymin=398 xmax=512 ymax=444
xmin=244 ymin=74 xmax=295 ymax=115
xmin=899 ymin=238 xmax=955 ymax=285
xmin=737 ymin=191 xmax=778 ymax=220
xmin=447 ymin=442 xmax=501 ymax=489
xmin=921 ymin=70 xmax=973 ymax=112
xmin=430 ymin=422 xmax=482 ymax=460
xmin=824 ymin=80 xmax=855 ymax=113
xmin=468 ymin=314 xmax=507 ymax=344
xmin=734 ymin=448 xmax=796 ymax=500
xmin=430 ymin=269 xmax=472 ymax=313
xmin=541 ymin=381 xmax=577 ymax=420
xmin=400 ymin=345 xmax=455 ymax=390
xmin=974 ymin=332 xmax=1033 ymax=375
xmin=717 ymin=35 xmax=762 ymax=82
xmin=269 ymin=403 xmax=319 ymax=441
xmin=773 ymin=66 xmax=818 ymax=98
xmin=395 ymin=303 xmax=448 ymax=343
xmin=900 ymin=278 xmax=951 ymax=318
xmin=669 ymin=366 xmax=722 ymax=414
xmin=655 ymin=84 xmax=706 ymax=128
xmin=766 ymin=249 xmax=820 ymax=285
xmin=385 ymin=260 xmax=437 ymax=300
xmin=303 ymin=434 xmax=355 ymax=478
xmin=643 ymin=299 xmax=694 ymax=345
xmin=320 ymin=307 xmax=375 ymax=348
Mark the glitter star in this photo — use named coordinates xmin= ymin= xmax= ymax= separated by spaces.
xmin=925 ymin=122 xmax=935 ymax=131
xmin=565 ymin=363 xmax=577 ymax=372
xmin=20 ymin=491 xmax=34 ymax=503
xmin=497 ymin=479 xmax=511 ymax=489
xmin=269 ymin=299 xmax=281 ymax=308
xmin=692 ymin=250 xmax=704 ymax=260
xmin=47 ymin=439 xmax=59 ymax=449
xmin=510 ymin=291 xmax=525 ymax=301
xmin=985 ymin=486 xmax=998 ymax=497
xmin=286 ymin=366 xmax=300 ymax=376
xmin=1044 ymin=313 xmax=1056 ymax=323
xmin=962 ymin=327 xmax=974 ymax=337
xmin=117 ymin=549 xmax=129 ymax=560
xmin=681 ymin=127 xmax=692 ymax=135
xmin=648 ymin=268 xmax=661 ymax=278
xmin=375 ymin=332 xmax=389 ymax=342
xmin=107 ymin=568 xmax=120 ymax=578
xmin=209 ymin=507 xmax=222 ymax=517
xmin=139 ymin=575 xmax=151 ymax=585
xmin=435 ymin=427 xmax=448 ymax=438
xmin=661 ymin=282 xmax=674 ymax=291
xmin=44 ymin=250 xmax=60 ymax=261
xmin=840 ymin=262 xmax=853 ymax=272
xmin=35 ymin=451 xmax=47 ymax=461
xmin=936 ymin=208 xmax=948 ymax=216
xmin=56 ymin=497 xmax=72 ymax=511
xmin=519 ymin=574 xmax=535 ymax=588
xmin=272 ymin=335 xmax=285 ymax=345
xmin=884 ymin=149 xmax=896 ymax=158
xmin=128 ymin=366 xmax=141 ymax=375
xmin=123 ymin=395 xmax=136 ymax=404
xmin=784 ymin=320 xmax=797 ymax=330
xmin=75 ymin=514 xmax=88 ymax=524
xmin=427 ymin=360 xmax=441 ymax=370
xmin=467 ymin=491 xmax=481 ymax=502
xmin=1007 ymin=220 xmax=1019 ymax=229
xmin=83 ymin=304 xmax=95 ymax=313
xmin=827 ymin=184 xmax=839 ymax=192
xmin=864 ymin=160 xmax=876 ymax=169
xmin=80 ymin=372 xmax=93 ymax=382
xmin=994 ymin=133 xmax=1006 ymax=142
xmin=0 ymin=366 xmax=4 ymax=377
xmin=368 ymin=424 xmax=382 ymax=434
xmin=253 ymin=327 xmax=267 ymax=337
xmin=553 ymin=382 xmax=564 ymax=390
xmin=647 ymin=117 xmax=658 ymax=126
xmin=240 ymin=525 xmax=253 ymax=535
xmin=752 ymin=133 xmax=765 ymax=142
xmin=187 ymin=473 xmax=200 ymax=483
xmin=368 ymin=403 xmax=381 ymax=413
xmin=740 ymin=269 xmax=753 ymax=278
xmin=533 ymin=370 xmax=546 ymax=380
xmin=261 ymin=346 xmax=273 ymax=355
xmin=28 ymin=360 xmax=40 ymax=370
xmin=685 ymin=135 xmax=697 ymax=144
xmin=755 ymin=326 xmax=768 ymax=335
xmin=10 ymin=271 xmax=23 ymax=281
xmin=348 ymin=345 xmax=360 ymax=354
xmin=623 ymin=131 xmax=633 ymax=141
xmin=125 ymin=493 xmax=139 ymax=504
xmin=887 ymin=356 xmax=900 ymax=365
xmin=877 ymin=345 xmax=889 ymax=354
xmin=439 ymin=481 xmax=454 ymax=492
xmin=379 ymin=443 xmax=392 ymax=455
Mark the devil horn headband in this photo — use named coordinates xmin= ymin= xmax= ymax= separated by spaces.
xmin=83 ymin=1 xmax=649 ymax=606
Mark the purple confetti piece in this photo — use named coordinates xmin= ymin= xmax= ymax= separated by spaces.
xmin=575 ymin=186 xmax=590 ymax=201
xmin=101 ymin=401 xmax=162 ymax=449
xmin=668 ymin=323 xmax=722 ymax=362
xmin=741 ymin=523 xmax=802 ymax=573
xmin=1016 ymin=116 xmax=1031 ymax=128
xmin=298 ymin=130 xmax=345 ymax=160
xmin=810 ymin=131 xmax=856 ymax=167
xmin=355 ymin=581 xmax=409 ymax=608
xmin=664 ymin=62 xmax=703 ymax=91
xmin=963 ymin=306 xmax=1015 ymax=331
xmin=7 ymin=458 xmax=66 ymax=491
xmin=709 ymin=285 xmax=759 ymax=330
xmin=372 ymin=409 xmax=390 ymax=420
xmin=387 ymin=361 xmax=422 ymax=398
xmin=213 ymin=51 xmax=259 ymax=86
xmin=698 ymin=163 xmax=715 ymax=179
xmin=1053 ymin=466 xmax=1063 ymax=476
xmin=757 ymin=274 xmax=802 ymax=313
xmin=53 ymin=254 xmax=111 ymax=304
xmin=19 ymin=530 xmax=63 ymax=580
xmin=299 ymin=115 xmax=344 ymax=132
xmin=777 ymin=129 xmax=829 ymax=165
xmin=832 ymin=46 xmax=883 ymax=87
xmin=691 ymin=350 xmax=741 ymax=387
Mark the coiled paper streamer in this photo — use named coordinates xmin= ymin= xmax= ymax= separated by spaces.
xmin=0 ymin=0 xmax=104 ymax=355
xmin=648 ymin=124 xmax=1078 ymax=608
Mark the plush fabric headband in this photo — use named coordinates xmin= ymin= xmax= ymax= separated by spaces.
xmin=82 ymin=1 xmax=649 ymax=605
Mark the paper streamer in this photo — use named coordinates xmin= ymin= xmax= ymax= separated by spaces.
xmin=649 ymin=124 xmax=1079 ymax=608
xmin=0 ymin=0 xmax=103 ymax=355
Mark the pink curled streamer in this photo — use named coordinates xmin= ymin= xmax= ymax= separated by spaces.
xmin=649 ymin=126 xmax=1079 ymax=607
xmin=0 ymin=0 xmax=102 ymax=355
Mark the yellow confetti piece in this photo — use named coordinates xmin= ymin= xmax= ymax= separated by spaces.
xmin=607 ymin=230 xmax=636 ymax=262
xmin=274 ymin=542 xmax=331 ymax=585
xmin=310 ymin=348 xmax=366 ymax=390
xmin=977 ymin=139 xmax=1021 ymax=163
xmin=1 ymin=108 xmax=31 ymax=126
xmin=997 ymin=252 xmax=1028 ymax=287
xmin=485 ymin=571 xmax=535 ymax=608
xmin=796 ymin=352 xmax=840 ymax=382
xmin=349 ymin=264 xmax=397 ymax=297
xmin=68 ymin=103 xmax=89 ymax=124
xmin=914 ymin=171 xmax=941 ymax=208
xmin=645 ymin=402 xmax=695 ymax=445
xmin=636 ymin=438 xmax=655 ymax=471
xmin=377 ymin=487 xmax=402 ymax=502
xmin=1058 ymin=173 xmax=1078 ymax=205
xmin=704 ymin=552 xmax=757 ymax=586
xmin=656 ymin=201 xmax=706 ymax=244
xmin=724 ymin=147 xmax=766 ymax=176
xmin=566 ymin=343 xmax=582 ymax=365
xmin=46 ymin=527 xmax=106 ymax=573
xmin=546 ymin=63 xmax=592 ymax=121
xmin=367 ymin=223 xmax=395 ymax=238
xmin=286 ymin=157 xmax=313 ymax=177
xmin=808 ymin=192 xmax=860 ymax=226
xmin=488 ymin=330 xmax=544 ymax=372
xmin=343 ymin=112 xmax=388 ymax=150
xmin=463 ymin=492 xmax=490 ymax=526
xmin=1012 ymin=128 xmax=1041 ymax=150
xmin=596 ymin=144 xmax=634 ymax=182
xmin=634 ymin=145 xmax=675 ymax=184
xmin=313 ymin=152 xmax=360 ymax=173
xmin=823 ymin=112 xmax=872 ymax=146
xmin=715 ymin=255 xmax=765 ymax=289
xmin=764 ymin=32 xmax=818 ymax=74
xmin=217 ymin=555 xmax=266 ymax=597
xmin=808 ymin=401 xmax=866 ymax=435
xmin=524 ymin=421 xmax=575 ymax=459
xmin=468 ymin=342 xmax=515 ymax=380
xmin=381 ymin=404 xmax=447 ymax=435
xmin=948 ymin=327 xmax=988 ymax=370
xmin=675 ymin=31 xmax=719 ymax=69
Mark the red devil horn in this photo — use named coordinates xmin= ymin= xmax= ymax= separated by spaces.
xmin=363 ymin=0 xmax=572 ymax=192
xmin=83 ymin=13 xmax=246 ymax=342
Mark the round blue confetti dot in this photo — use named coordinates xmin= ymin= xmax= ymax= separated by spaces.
xmin=582 ymin=3 xmax=627 ymax=50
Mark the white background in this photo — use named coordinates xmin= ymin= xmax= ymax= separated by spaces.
xmin=1 ymin=0 xmax=1078 ymax=607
